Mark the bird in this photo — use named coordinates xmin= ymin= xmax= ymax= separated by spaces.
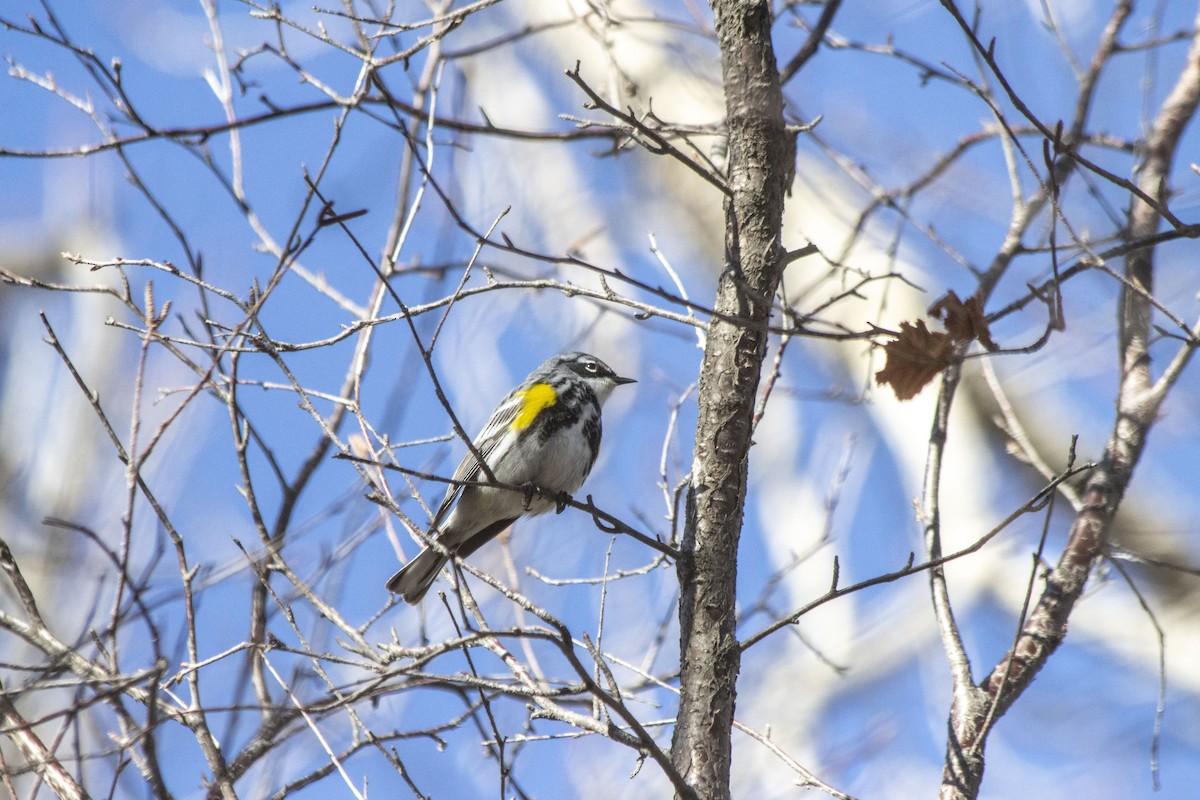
xmin=387 ymin=351 xmax=636 ymax=604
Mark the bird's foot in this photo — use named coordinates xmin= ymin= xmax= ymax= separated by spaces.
xmin=520 ymin=482 xmax=537 ymax=511
xmin=518 ymin=483 xmax=571 ymax=513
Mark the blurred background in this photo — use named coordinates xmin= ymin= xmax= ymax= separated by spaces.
xmin=1 ymin=1 xmax=1199 ymax=798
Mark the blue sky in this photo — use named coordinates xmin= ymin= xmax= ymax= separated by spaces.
xmin=2 ymin=1 xmax=1199 ymax=798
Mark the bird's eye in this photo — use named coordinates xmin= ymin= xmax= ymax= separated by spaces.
xmin=584 ymin=361 xmax=598 ymax=373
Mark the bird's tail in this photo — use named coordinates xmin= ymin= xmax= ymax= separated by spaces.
xmin=386 ymin=546 xmax=446 ymax=605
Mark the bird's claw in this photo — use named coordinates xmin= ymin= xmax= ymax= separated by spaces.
xmin=518 ymin=483 xmax=571 ymax=513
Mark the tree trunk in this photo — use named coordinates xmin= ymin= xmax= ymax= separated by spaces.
xmin=670 ymin=2 xmax=790 ymax=797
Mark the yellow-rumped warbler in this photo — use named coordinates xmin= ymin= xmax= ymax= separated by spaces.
xmin=387 ymin=351 xmax=635 ymax=604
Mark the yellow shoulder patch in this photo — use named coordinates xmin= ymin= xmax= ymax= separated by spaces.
xmin=513 ymin=383 xmax=557 ymax=430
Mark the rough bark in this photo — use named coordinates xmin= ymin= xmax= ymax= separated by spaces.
xmin=938 ymin=10 xmax=1200 ymax=798
xmin=670 ymin=2 xmax=790 ymax=798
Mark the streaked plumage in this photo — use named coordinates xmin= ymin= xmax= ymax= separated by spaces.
xmin=387 ymin=352 xmax=635 ymax=604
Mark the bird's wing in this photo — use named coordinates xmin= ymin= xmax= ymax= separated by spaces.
xmin=430 ymin=387 xmax=525 ymax=528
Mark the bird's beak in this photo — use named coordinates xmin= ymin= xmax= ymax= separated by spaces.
xmin=613 ymin=375 xmax=637 ymax=386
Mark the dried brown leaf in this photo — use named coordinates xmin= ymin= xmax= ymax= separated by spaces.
xmin=930 ymin=290 xmax=999 ymax=351
xmin=875 ymin=320 xmax=954 ymax=400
